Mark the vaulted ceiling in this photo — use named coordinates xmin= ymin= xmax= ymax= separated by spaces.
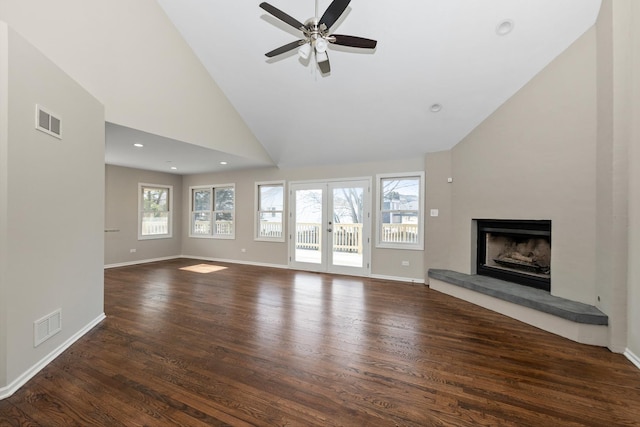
xmin=1 ymin=0 xmax=602 ymax=173
xmin=157 ymin=0 xmax=601 ymax=170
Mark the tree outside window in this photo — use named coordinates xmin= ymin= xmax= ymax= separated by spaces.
xmin=139 ymin=184 xmax=172 ymax=239
xmin=190 ymin=184 xmax=235 ymax=238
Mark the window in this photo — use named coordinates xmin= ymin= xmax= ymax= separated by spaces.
xmin=255 ymin=181 xmax=285 ymax=242
xmin=376 ymin=172 xmax=424 ymax=250
xmin=138 ymin=183 xmax=172 ymax=239
xmin=190 ymin=184 xmax=235 ymax=238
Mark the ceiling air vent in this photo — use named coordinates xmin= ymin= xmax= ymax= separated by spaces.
xmin=35 ymin=104 xmax=62 ymax=139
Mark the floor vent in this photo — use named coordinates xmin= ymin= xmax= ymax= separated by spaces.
xmin=35 ymin=104 xmax=62 ymax=139
xmin=34 ymin=309 xmax=62 ymax=347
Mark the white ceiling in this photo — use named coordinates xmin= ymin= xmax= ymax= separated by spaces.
xmin=105 ymin=123 xmax=272 ymax=175
xmin=110 ymin=0 xmax=601 ymax=173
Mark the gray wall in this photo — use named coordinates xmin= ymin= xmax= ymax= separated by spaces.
xmin=182 ymin=158 xmax=426 ymax=281
xmin=620 ymin=0 xmax=640 ymax=363
xmin=424 ymin=150 xmax=452 ymax=275
xmin=104 ymin=165 xmax=183 ymax=266
xmin=444 ymin=25 xmax=599 ymax=305
xmin=0 ymin=23 xmax=105 ymax=390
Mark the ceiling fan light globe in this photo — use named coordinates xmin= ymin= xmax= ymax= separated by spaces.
xmin=315 ymin=38 xmax=328 ymax=53
xmin=298 ymin=43 xmax=311 ymax=59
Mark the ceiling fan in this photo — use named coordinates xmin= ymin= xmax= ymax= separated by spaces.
xmin=259 ymin=0 xmax=377 ymax=74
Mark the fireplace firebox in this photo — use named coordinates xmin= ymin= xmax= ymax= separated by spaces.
xmin=476 ymin=219 xmax=551 ymax=291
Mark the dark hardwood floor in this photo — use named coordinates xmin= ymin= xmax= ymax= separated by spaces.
xmin=1 ymin=258 xmax=639 ymax=426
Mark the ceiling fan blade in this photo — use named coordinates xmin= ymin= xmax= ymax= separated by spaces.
xmin=259 ymin=2 xmax=305 ymax=31
xmin=265 ymin=40 xmax=305 ymax=57
xmin=331 ymin=34 xmax=377 ymax=49
xmin=317 ymin=51 xmax=331 ymax=74
xmin=319 ymin=0 xmax=351 ymax=30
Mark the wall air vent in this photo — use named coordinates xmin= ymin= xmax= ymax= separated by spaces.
xmin=34 ymin=308 xmax=62 ymax=347
xmin=35 ymin=104 xmax=62 ymax=139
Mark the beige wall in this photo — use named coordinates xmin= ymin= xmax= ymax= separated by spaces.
xmin=105 ymin=165 xmax=183 ymax=266
xmin=0 ymin=21 xmax=8 ymax=389
xmin=624 ymin=1 xmax=640 ymax=362
xmin=0 ymin=23 xmax=104 ymax=391
xmin=424 ymin=150 xmax=453 ymax=275
xmin=443 ymin=26 xmax=598 ymax=305
xmin=595 ymin=0 xmax=632 ymax=353
xmin=182 ymin=158 xmax=426 ymax=281
xmin=0 ymin=0 xmax=271 ymax=164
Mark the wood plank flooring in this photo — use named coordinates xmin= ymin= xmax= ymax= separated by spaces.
xmin=1 ymin=258 xmax=639 ymax=426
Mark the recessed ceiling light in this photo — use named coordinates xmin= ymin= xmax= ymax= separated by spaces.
xmin=496 ymin=19 xmax=514 ymax=36
xmin=133 ymin=143 xmax=144 ymax=148
xmin=430 ymin=104 xmax=443 ymax=113
xmin=170 ymin=166 xmax=177 ymax=170
xmin=220 ymin=161 xmax=228 ymax=165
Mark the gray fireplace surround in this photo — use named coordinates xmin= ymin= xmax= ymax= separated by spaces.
xmin=428 ymin=269 xmax=608 ymax=325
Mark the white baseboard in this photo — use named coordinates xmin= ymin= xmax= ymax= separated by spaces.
xmin=370 ymin=274 xmax=425 ymax=284
xmin=111 ymin=255 xmax=424 ymax=283
xmin=625 ymin=348 xmax=640 ymax=370
xmin=0 ymin=313 xmax=106 ymax=400
xmin=180 ymin=255 xmax=289 ymax=270
xmin=104 ymin=255 xmax=181 ymax=269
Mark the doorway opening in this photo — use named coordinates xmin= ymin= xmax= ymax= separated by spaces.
xmin=289 ymin=179 xmax=371 ymax=276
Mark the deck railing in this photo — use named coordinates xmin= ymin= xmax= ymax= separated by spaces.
xmin=295 ymin=223 xmax=364 ymax=254
xmin=381 ymin=223 xmax=419 ymax=244
xmin=193 ymin=220 xmax=233 ymax=235
xmin=141 ymin=218 xmax=168 ymax=235
xmin=186 ymin=220 xmax=418 ymax=249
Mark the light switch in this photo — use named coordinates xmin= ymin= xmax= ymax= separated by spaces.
xmin=430 ymin=209 xmax=439 ymax=217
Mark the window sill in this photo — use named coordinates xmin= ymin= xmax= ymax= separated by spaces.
xmin=376 ymin=243 xmax=424 ymax=251
xmin=188 ymin=235 xmax=235 ymax=240
xmin=138 ymin=235 xmax=173 ymax=240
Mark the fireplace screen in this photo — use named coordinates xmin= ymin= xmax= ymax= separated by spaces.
xmin=476 ymin=220 xmax=551 ymax=291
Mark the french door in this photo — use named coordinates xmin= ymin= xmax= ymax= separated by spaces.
xmin=289 ymin=179 xmax=371 ymax=276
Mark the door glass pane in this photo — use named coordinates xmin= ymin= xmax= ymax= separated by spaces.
xmin=295 ymin=189 xmax=323 ymax=264
xmin=332 ymin=187 xmax=364 ymax=268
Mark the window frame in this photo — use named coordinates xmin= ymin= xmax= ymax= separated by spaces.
xmin=375 ymin=172 xmax=425 ymax=250
xmin=138 ymin=183 xmax=173 ymax=240
xmin=254 ymin=181 xmax=286 ymax=242
xmin=189 ymin=183 xmax=236 ymax=239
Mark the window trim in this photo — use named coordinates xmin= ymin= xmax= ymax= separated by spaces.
xmin=375 ymin=172 xmax=425 ymax=250
xmin=138 ymin=183 xmax=173 ymax=240
xmin=254 ymin=180 xmax=286 ymax=242
xmin=189 ymin=183 xmax=236 ymax=239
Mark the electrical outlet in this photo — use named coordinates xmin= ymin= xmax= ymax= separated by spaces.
xmin=401 ymin=260 xmax=410 ymax=266
xmin=130 ymin=248 xmax=136 ymax=253
xmin=241 ymin=248 xmax=247 ymax=253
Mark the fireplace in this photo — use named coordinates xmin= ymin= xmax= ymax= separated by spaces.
xmin=476 ymin=219 xmax=551 ymax=291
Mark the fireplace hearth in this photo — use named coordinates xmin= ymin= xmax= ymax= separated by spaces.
xmin=476 ymin=219 xmax=551 ymax=291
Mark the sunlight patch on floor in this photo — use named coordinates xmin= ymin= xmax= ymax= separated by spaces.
xmin=179 ymin=264 xmax=228 ymax=274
